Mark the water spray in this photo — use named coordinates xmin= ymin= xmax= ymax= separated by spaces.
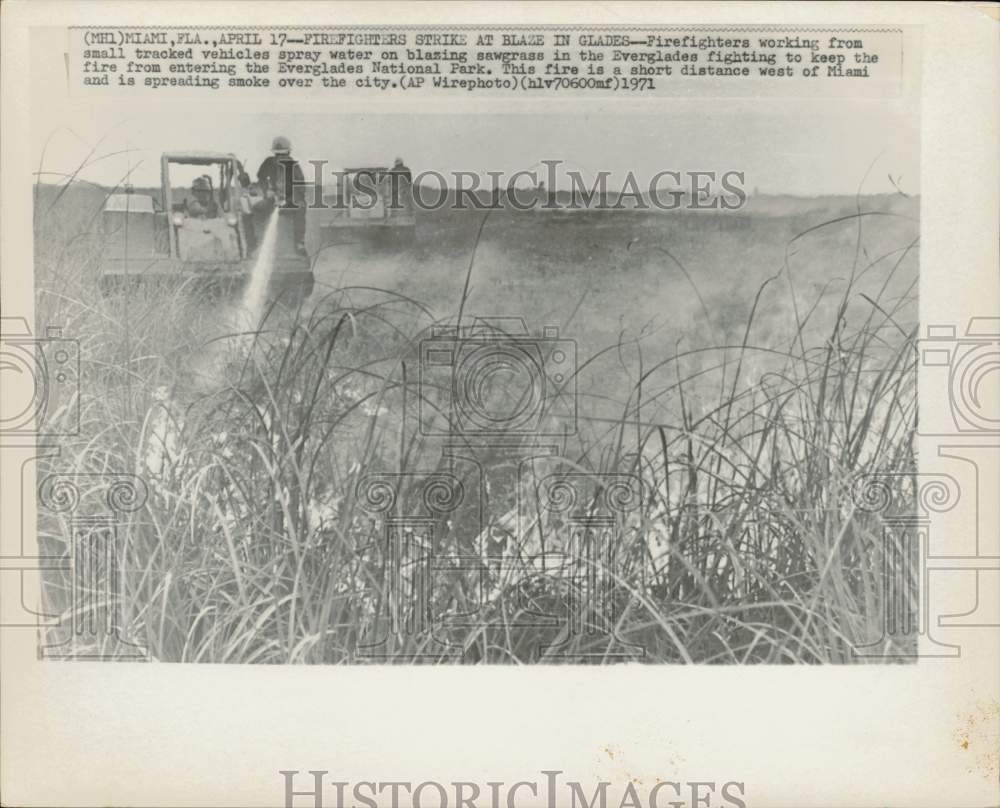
xmin=188 ymin=205 xmax=282 ymax=386
xmin=234 ymin=204 xmax=282 ymax=332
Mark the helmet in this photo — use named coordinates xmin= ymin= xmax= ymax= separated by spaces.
xmin=271 ymin=135 xmax=291 ymax=153
xmin=192 ymin=175 xmax=211 ymax=191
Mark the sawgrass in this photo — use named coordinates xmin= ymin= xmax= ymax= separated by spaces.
xmin=30 ymin=169 xmax=918 ymax=664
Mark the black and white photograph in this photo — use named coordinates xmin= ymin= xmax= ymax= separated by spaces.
xmin=1 ymin=3 xmax=997 ymax=807
xmin=22 ymin=23 xmax=926 ymax=665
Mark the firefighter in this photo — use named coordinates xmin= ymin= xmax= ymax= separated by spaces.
xmin=257 ymin=135 xmax=307 ymax=254
xmin=186 ymin=175 xmax=219 ymax=218
xmin=387 ymin=156 xmax=412 ymax=213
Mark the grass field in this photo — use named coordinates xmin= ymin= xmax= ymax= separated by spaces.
xmin=31 ymin=179 xmax=919 ymax=663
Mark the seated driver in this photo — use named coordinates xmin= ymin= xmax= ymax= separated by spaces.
xmin=186 ymin=175 xmax=219 ymax=218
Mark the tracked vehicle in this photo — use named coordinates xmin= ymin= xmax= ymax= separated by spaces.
xmin=98 ymin=151 xmax=314 ymax=300
xmin=321 ymin=165 xmax=416 ymax=247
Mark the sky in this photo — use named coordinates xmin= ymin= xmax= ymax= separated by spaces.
xmin=30 ymin=28 xmax=921 ymax=196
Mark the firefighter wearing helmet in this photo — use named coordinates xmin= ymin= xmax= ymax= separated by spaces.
xmin=257 ymin=135 xmax=307 ymax=254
